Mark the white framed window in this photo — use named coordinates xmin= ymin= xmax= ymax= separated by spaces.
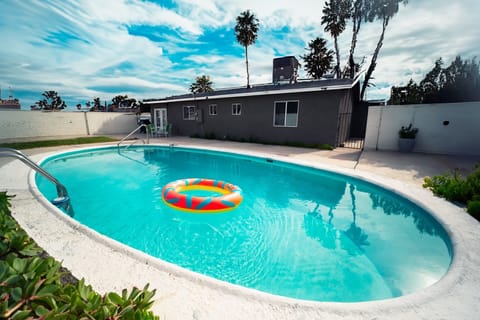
xmin=209 ymin=104 xmax=217 ymax=115
xmin=183 ymin=105 xmax=196 ymax=120
xmin=232 ymin=103 xmax=241 ymax=116
xmin=273 ymin=100 xmax=299 ymax=127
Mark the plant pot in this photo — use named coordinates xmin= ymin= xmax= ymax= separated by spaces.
xmin=398 ymin=138 xmax=416 ymax=152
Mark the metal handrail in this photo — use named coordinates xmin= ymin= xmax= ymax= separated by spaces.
xmin=0 ymin=148 xmax=74 ymax=216
xmin=117 ymin=124 xmax=150 ymax=150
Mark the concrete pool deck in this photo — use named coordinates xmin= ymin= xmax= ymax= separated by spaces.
xmin=1 ymin=137 xmax=480 ymax=319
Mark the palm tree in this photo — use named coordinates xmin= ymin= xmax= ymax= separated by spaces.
xmin=321 ymin=0 xmax=352 ymax=78
xmin=93 ymin=97 xmax=101 ymax=109
xmin=190 ymin=75 xmax=214 ymax=94
xmin=347 ymin=0 xmax=372 ymax=79
xmin=301 ymin=37 xmax=334 ymax=79
xmin=360 ymin=0 xmax=407 ymax=99
xmin=235 ymin=10 xmax=259 ymax=88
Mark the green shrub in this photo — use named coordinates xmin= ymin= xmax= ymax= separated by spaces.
xmin=423 ymin=171 xmax=472 ymax=203
xmin=423 ymin=164 xmax=480 ymax=221
xmin=467 ymin=200 xmax=480 ymax=220
xmin=0 ymin=191 xmax=159 ymax=319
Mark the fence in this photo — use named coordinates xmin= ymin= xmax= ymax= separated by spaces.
xmin=0 ymin=110 xmax=138 ymax=141
xmin=364 ymin=101 xmax=480 ymax=156
xmin=336 ymin=102 xmax=369 ymax=149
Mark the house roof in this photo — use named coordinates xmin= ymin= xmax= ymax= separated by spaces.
xmin=142 ymin=77 xmax=360 ymax=105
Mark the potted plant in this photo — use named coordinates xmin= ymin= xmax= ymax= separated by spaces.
xmin=398 ymin=123 xmax=418 ymax=152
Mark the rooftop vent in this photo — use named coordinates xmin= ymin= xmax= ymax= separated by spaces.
xmin=272 ymin=56 xmax=299 ymax=84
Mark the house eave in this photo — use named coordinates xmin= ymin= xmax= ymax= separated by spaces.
xmin=143 ymin=83 xmax=356 ymax=105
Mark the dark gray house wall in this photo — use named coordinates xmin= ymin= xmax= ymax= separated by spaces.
xmin=148 ymin=86 xmax=356 ymax=147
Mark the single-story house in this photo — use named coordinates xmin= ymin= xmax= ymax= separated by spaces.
xmin=143 ymin=63 xmax=363 ymax=148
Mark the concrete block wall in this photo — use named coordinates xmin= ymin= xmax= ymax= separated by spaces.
xmin=365 ymin=101 xmax=480 ymax=156
xmin=0 ymin=110 xmax=138 ymax=140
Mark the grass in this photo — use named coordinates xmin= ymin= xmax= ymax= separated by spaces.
xmin=0 ymin=136 xmax=118 ymax=150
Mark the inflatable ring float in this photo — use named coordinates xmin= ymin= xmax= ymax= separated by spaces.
xmin=162 ymin=178 xmax=243 ymax=213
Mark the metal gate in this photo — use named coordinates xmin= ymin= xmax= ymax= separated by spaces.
xmin=335 ymin=102 xmax=369 ymax=149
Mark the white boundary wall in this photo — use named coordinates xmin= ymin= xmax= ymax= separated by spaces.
xmin=365 ymin=101 xmax=480 ymax=156
xmin=0 ymin=110 xmax=138 ymax=140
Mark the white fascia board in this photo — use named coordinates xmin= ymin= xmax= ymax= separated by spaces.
xmin=142 ymin=83 xmax=353 ymax=105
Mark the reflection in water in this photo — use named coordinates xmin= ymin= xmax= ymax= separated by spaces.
xmin=303 ymin=183 xmax=370 ymax=255
xmin=304 ymin=208 xmax=336 ymax=250
xmin=344 ymin=184 xmax=369 ymax=250
xmin=370 ymin=191 xmax=439 ymax=236
xmin=301 ymin=172 xmax=345 ymax=252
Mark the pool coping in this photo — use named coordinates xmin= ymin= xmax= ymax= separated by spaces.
xmin=2 ymin=142 xmax=480 ymax=320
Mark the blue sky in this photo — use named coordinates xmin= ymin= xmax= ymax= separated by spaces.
xmin=0 ymin=0 xmax=479 ymax=109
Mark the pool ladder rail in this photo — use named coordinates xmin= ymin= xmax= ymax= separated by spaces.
xmin=117 ymin=124 xmax=150 ymax=150
xmin=0 ymin=148 xmax=74 ymax=216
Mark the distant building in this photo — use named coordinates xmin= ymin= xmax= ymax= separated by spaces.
xmin=0 ymin=88 xmax=21 ymax=110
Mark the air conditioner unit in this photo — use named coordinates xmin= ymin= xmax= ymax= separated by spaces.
xmin=272 ymin=56 xmax=300 ymax=84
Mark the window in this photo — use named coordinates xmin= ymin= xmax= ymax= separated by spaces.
xmin=183 ymin=106 xmax=196 ymax=120
xmin=232 ymin=103 xmax=241 ymax=116
xmin=209 ymin=104 xmax=217 ymax=115
xmin=273 ymin=101 xmax=298 ymax=127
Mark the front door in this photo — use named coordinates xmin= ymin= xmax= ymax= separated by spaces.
xmin=154 ymin=108 xmax=168 ymax=134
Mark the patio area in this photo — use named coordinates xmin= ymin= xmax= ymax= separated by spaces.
xmin=1 ymin=136 xmax=479 ymax=320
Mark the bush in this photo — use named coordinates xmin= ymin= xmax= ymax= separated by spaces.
xmin=467 ymin=200 xmax=480 ymax=220
xmin=423 ymin=171 xmax=472 ymax=203
xmin=0 ymin=192 xmax=159 ymax=319
xmin=423 ymin=164 xmax=480 ymax=221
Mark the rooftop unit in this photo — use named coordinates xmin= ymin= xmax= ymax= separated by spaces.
xmin=272 ymin=56 xmax=299 ymax=84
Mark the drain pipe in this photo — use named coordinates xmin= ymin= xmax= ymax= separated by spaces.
xmin=375 ymin=106 xmax=384 ymax=151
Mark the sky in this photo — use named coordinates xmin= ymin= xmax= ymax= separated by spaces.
xmin=0 ymin=0 xmax=479 ymax=110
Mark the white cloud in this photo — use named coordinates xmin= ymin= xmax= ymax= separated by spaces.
xmin=184 ymin=55 xmax=225 ymax=65
xmin=0 ymin=0 xmax=479 ymax=107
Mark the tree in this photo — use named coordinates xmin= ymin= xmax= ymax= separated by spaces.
xmin=360 ymin=0 xmax=407 ymax=99
xmin=89 ymin=97 xmax=103 ymax=111
xmin=388 ymin=79 xmax=422 ymax=104
xmin=30 ymin=91 xmax=67 ymax=111
xmin=109 ymin=95 xmax=138 ymax=111
xmin=347 ymin=0 xmax=373 ymax=79
xmin=112 ymin=95 xmax=129 ymax=106
xmin=388 ymin=56 xmax=480 ymax=104
xmin=321 ymin=0 xmax=352 ymax=78
xmin=301 ymin=37 xmax=334 ymax=79
xmin=190 ymin=75 xmax=214 ymax=94
xmin=235 ymin=10 xmax=259 ymax=88
xmin=93 ymin=97 xmax=101 ymax=109
xmin=440 ymin=56 xmax=480 ymax=102
xmin=419 ymin=58 xmax=444 ymax=103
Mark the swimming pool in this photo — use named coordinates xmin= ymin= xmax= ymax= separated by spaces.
xmin=35 ymin=145 xmax=452 ymax=302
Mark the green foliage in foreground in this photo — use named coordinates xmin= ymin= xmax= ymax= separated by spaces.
xmin=0 ymin=192 xmax=159 ymax=319
xmin=423 ymin=164 xmax=480 ymax=220
xmin=0 ymin=136 xmax=117 ymax=150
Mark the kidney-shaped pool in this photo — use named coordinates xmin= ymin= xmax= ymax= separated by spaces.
xmin=35 ymin=145 xmax=452 ymax=302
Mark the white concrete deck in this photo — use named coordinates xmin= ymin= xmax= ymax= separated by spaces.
xmin=1 ymin=137 xmax=479 ymax=320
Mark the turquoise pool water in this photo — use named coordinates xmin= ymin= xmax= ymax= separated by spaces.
xmin=36 ymin=146 xmax=452 ymax=302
